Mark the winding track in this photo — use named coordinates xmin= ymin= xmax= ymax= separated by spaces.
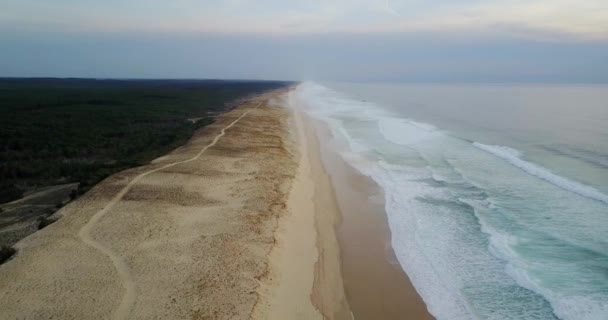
xmin=78 ymin=108 xmax=253 ymax=320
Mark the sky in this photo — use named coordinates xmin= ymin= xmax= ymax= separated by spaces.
xmin=1 ymin=0 xmax=607 ymax=82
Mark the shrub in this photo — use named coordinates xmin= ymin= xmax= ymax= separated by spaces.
xmin=69 ymin=189 xmax=78 ymax=200
xmin=0 ymin=246 xmax=16 ymax=264
xmin=38 ymin=216 xmax=58 ymax=230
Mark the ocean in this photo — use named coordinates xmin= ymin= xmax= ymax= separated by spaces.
xmin=290 ymin=82 xmax=608 ymax=320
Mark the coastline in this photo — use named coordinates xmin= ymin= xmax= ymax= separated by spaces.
xmin=252 ymin=91 xmax=352 ymax=319
xmin=256 ymin=91 xmax=432 ymax=319
xmin=303 ymin=112 xmax=433 ymax=319
xmin=0 ymin=87 xmax=432 ymax=319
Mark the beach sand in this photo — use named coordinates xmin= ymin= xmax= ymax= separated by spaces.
xmin=0 ymin=88 xmax=432 ymax=319
xmin=252 ymin=96 xmax=351 ymax=320
xmin=253 ymin=95 xmax=432 ymax=319
xmin=310 ymin=120 xmax=433 ymax=320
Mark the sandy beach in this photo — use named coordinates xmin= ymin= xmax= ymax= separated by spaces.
xmin=310 ymin=119 xmax=433 ymax=320
xmin=0 ymin=88 xmax=431 ymax=319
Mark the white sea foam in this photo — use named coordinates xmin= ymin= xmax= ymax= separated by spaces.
xmin=473 ymin=143 xmax=608 ymax=204
xmin=506 ymin=266 xmax=608 ymax=320
xmin=292 ymin=82 xmax=476 ymax=320
xmin=290 ymin=81 xmax=608 ymax=320
xmin=379 ymin=117 xmax=441 ymax=146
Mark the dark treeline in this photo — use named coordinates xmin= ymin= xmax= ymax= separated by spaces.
xmin=0 ymin=78 xmax=290 ymax=203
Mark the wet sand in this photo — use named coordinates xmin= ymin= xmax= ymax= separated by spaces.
xmin=252 ymin=92 xmax=351 ymax=320
xmin=309 ymin=116 xmax=433 ymax=320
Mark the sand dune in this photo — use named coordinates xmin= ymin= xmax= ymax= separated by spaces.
xmin=0 ymin=90 xmax=301 ymax=319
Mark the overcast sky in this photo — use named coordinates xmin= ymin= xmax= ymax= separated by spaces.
xmin=1 ymin=0 xmax=607 ymax=82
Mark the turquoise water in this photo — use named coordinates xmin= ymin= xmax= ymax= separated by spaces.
xmin=291 ymin=82 xmax=608 ymax=320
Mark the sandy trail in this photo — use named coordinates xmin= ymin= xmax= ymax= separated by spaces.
xmin=78 ymin=108 xmax=254 ymax=320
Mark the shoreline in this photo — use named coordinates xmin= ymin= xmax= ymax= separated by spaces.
xmin=306 ymin=114 xmax=433 ymax=319
xmin=0 ymin=87 xmax=432 ymax=319
xmin=256 ymin=91 xmax=432 ymax=319
xmin=252 ymin=92 xmax=351 ymax=319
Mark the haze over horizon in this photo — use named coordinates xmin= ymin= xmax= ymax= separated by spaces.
xmin=2 ymin=0 xmax=608 ymax=82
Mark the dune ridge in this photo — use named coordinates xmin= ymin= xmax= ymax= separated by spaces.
xmin=0 ymin=90 xmax=302 ymax=319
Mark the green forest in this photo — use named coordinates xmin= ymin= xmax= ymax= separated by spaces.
xmin=0 ymin=78 xmax=288 ymax=203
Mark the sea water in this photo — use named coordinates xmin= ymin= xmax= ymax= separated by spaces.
xmin=290 ymin=82 xmax=608 ymax=320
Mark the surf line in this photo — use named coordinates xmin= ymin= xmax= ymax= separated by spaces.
xmin=78 ymin=107 xmax=254 ymax=320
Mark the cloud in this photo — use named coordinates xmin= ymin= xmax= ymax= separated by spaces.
xmin=1 ymin=0 xmax=607 ymax=40
xmin=410 ymin=0 xmax=608 ymax=40
xmin=383 ymin=0 xmax=402 ymax=17
xmin=2 ymin=31 xmax=607 ymax=82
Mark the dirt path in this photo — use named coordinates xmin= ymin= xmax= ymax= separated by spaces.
xmin=78 ymin=108 xmax=253 ymax=320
